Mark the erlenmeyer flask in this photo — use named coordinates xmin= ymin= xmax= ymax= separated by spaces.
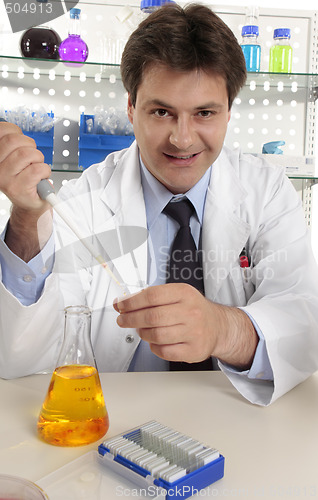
xmin=37 ymin=305 xmax=109 ymax=446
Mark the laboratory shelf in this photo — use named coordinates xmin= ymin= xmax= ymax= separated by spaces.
xmin=1 ymin=55 xmax=318 ymax=87
xmin=245 ymin=72 xmax=318 ymax=91
xmin=0 ymin=54 xmax=122 ymax=79
xmin=0 ymin=5 xmax=317 ymax=226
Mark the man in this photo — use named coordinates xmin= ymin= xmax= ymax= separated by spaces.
xmin=0 ymin=4 xmax=318 ymax=406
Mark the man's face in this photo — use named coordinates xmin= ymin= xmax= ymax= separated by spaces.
xmin=127 ymin=63 xmax=231 ymax=194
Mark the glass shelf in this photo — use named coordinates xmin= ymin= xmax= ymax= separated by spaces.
xmin=51 ymin=166 xmax=81 ymax=174
xmin=2 ymin=55 xmax=318 ymax=88
xmin=0 ymin=55 xmax=122 ymax=79
xmin=288 ymin=175 xmax=318 ymax=180
xmin=245 ymin=72 xmax=318 ymax=90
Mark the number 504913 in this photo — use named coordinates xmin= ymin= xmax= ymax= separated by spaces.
xmin=5 ymin=2 xmax=53 ymax=14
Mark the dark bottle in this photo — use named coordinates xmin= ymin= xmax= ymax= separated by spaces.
xmin=20 ymin=26 xmax=61 ymax=60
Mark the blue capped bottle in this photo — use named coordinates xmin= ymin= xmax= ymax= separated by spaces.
xmin=241 ymin=24 xmax=261 ymax=72
xmin=269 ymin=28 xmax=292 ymax=73
xmin=59 ymin=8 xmax=88 ymax=65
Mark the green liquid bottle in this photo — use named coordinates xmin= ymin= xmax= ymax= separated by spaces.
xmin=269 ymin=28 xmax=292 ymax=73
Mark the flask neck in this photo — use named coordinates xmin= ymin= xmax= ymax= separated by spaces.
xmin=69 ymin=17 xmax=81 ymax=37
xmin=56 ymin=306 xmax=96 ymax=368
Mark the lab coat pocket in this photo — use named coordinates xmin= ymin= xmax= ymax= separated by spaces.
xmin=229 ymin=263 xmax=255 ymax=305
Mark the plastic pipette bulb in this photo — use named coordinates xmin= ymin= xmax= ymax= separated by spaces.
xmin=37 ymin=179 xmax=128 ymax=294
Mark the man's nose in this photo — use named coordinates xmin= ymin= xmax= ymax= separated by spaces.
xmin=169 ymin=116 xmax=195 ymax=150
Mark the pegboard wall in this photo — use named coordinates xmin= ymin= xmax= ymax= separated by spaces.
xmin=0 ymin=2 xmax=317 ymax=229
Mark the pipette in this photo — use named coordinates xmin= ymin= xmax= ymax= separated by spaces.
xmin=37 ymin=179 xmax=129 ymax=295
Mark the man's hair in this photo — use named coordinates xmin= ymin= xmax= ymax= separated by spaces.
xmin=121 ymin=3 xmax=247 ymax=109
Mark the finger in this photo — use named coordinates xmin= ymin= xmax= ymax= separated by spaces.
xmin=149 ymin=342 xmax=203 ymax=363
xmin=148 ymin=332 xmax=213 ymax=363
xmin=113 ymin=289 xmax=147 ymax=313
xmin=117 ymin=302 xmax=184 ymax=329
xmin=150 ymin=343 xmax=187 ymax=362
xmin=14 ymin=162 xmax=51 ymax=194
xmin=0 ymin=148 xmax=45 ymax=179
xmin=0 ymin=150 xmax=47 ymax=197
xmin=114 ymin=283 xmax=192 ymax=313
xmin=0 ymin=122 xmax=23 ymax=139
xmin=137 ymin=323 xmax=187 ymax=345
xmin=0 ymin=132 xmax=36 ymax=163
xmin=1 ymin=161 xmax=51 ymax=210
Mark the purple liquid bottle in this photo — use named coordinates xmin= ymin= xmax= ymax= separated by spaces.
xmin=59 ymin=8 xmax=88 ymax=66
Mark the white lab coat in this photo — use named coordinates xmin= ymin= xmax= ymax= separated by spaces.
xmin=1 ymin=142 xmax=318 ymax=406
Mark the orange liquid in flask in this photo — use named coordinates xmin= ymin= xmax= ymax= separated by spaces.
xmin=37 ymin=364 xmax=109 ymax=446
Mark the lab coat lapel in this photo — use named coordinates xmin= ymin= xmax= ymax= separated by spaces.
xmin=202 ymin=149 xmax=251 ymax=300
xmin=96 ymin=143 xmax=148 ymax=290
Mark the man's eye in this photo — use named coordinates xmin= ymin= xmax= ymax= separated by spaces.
xmin=198 ymin=110 xmax=213 ymax=118
xmin=154 ymin=109 xmax=169 ymax=117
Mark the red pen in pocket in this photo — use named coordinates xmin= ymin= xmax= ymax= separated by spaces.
xmin=239 ymin=248 xmax=250 ymax=282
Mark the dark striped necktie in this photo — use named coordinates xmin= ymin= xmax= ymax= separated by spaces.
xmin=163 ymin=198 xmax=213 ymax=371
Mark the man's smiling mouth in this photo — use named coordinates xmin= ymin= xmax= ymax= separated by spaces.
xmin=164 ymin=153 xmax=199 ymax=159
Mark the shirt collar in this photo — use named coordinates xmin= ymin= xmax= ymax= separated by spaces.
xmin=139 ymin=155 xmax=212 ymax=230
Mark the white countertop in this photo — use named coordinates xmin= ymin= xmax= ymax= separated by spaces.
xmin=1 ymin=371 xmax=317 ymax=499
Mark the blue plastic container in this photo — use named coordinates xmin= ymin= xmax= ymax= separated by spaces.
xmin=79 ymin=114 xmax=135 ymax=170
xmin=23 ymin=112 xmax=54 ymax=166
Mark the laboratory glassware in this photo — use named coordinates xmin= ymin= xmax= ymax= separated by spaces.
xmin=37 ymin=305 xmax=109 ymax=446
xmin=20 ymin=26 xmax=61 ymax=60
xmin=59 ymin=8 xmax=88 ymax=64
xmin=241 ymin=25 xmax=261 ymax=72
xmin=269 ymin=28 xmax=292 ymax=73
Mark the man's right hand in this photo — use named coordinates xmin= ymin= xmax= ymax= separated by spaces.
xmin=0 ymin=122 xmax=51 ymax=211
xmin=0 ymin=122 xmax=53 ymax=261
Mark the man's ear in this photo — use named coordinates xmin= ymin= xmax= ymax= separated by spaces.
xmin=127 ymin=94 xmax=134 ymax=124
